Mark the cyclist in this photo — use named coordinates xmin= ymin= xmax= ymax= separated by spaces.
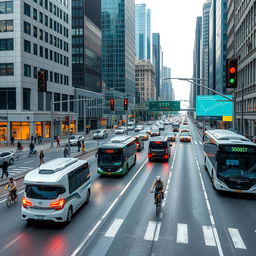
xmin=5 ymin=178 xmax=17 ymax=201
xmin=150 ymin=176 xmax=164 ymax=204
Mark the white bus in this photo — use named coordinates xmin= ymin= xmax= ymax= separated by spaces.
xmin=21 ymin=158 xmax=91 ymax=224
xmin=203 ymin=129 xmax=256 ymax=193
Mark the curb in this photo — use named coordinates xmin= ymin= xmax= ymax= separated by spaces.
xmin=0 ymin=147 xmax=98 ymax=188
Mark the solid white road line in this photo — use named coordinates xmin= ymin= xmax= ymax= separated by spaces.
xmin=176 ymin=223 xmax=188 ymax=244
xmin=144 ymin=221 xmax=161 ymax=241
xmin=202 ymin=226 xmax=216 ymax=246
xmin=0 ymin=234 xmax=23 ymax=254
xmin=105 ymin=219 xmax=124 ymax=238
xmin=228 ymin=228 xmax=247 ymax=249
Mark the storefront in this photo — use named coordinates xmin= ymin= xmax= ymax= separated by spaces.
xmin=61 ymin=121 xmax=76 ymax=135
xmin=35 ymin=122 xmax=43 ymax=137
xmin=0 ymin=122 xmax=7 ymax=141
xmin=11 ymin=122 xmax=30 ymax=140
xmin=44 ymin=121 xmax=51 ymax=138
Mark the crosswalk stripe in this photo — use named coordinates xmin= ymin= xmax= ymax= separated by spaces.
xmin=199 ymin=141 xmax=203 ymax=145
xmin=177 ymin=223 xmax=188 ymax=244
xmin=228 ymin=228 xmax=246 ymax=249
xmin=18 ymin=167 xmax=33 ymax=169
xmin=105 ymin=219 xmax=124 ymax=238
xmin=12 ymin=169 xmax=25 ymax=171
xmin=144 ymin=221 xmax=161 ymax=241
xmin=202 ymin=226 xmax=216 ymax=246
xmin=195 ymin=141 xmax=198 ymax=145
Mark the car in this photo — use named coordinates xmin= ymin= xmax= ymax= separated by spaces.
xmin=164 ymin=131 xmax=176 ymax=142
xmin=68 ymin=135 xmax=85 ymax=146
xmin=0 ymin=151 xmax=15 ymax=166
xmin=181 ymin=125 xmax=189 ymax=132
xmin=135 ymin=136 xmax=144 ymax=151
xmin=151 ymin=128 xmax=160 ymax=137
xmin=144 ymin=126 xmax=152 ymax=135
xmin=183 ymin=121 xmax=188 ymax=125
xmin=148 ymin=137 xmax=171 ymax=162
xmin=172 ymin=122 xmax=180 ymax=132
xmin=180 ymin=132 xmax=191 ymax=142
xmin=93 ymin=129 xmax=108 ymax=139
xmin=115 ymin=127 xmax=126 ymax=134
xmin=135 ymin=125 xmax=144 ymax=132
xmin=127 ymin=125 xmax=135 ymax=131
xmin=138 ymin=130 xmax=149 ymax=141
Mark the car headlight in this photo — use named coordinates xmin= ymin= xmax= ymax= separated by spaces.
xmin=117 ymin=168 xmax=123 ymax=172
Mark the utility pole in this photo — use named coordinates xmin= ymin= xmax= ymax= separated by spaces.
xmin=67 ymin=97 xmax=71 ymax=156
xmin=50 ymin=99 xmax=54 ymax=147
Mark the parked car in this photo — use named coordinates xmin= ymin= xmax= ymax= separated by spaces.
xmin=151 ymin=128 xmax=160 ymax=137
xmin=93 ymin=129 xmax=108 ymax=139
xmin=135 ymin=136 xmax=144 ymax=151
xmin=135 ymin=125 xmax=144 ymax=132
xmin=67 ymin=135 xmax=85 ymax=146
xmin=115 ymin=127 xmax=126 ymax=134
xmin=0 ymin=151 xmax=15 ymax=166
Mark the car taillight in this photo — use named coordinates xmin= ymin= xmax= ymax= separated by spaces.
xmin=148 ymin=153 xmax=152 ymax=158
xmin=49 ymin=198 xmax=66 ymax=211
xmin=22 ymin=196 xmax=33 ymax=209
xmin=164 ymin=154 xmax=169 ymax=159
xmin=136 ymin=142 xmax=139 ymax=145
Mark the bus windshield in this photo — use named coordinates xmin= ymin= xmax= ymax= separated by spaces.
xmin=98 ymin=153 xmax=123 ymax=167
xmin=149 ymin=141 xmax=167 ymax=150
xmin=218 ymin=153 xmax=256 ymax=179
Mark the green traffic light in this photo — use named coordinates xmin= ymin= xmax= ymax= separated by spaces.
xmin=229 ymin=78 xmax=235 ymax=84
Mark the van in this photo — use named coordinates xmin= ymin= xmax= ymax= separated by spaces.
xmin=148 ymin=137 xmax=172 ymax=162
xmin=21 ymin=158 xmax=91 ymax=224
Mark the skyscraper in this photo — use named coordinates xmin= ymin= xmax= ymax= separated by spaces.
xmin=200 ymin=0 xmax=211 ymax=95
xmin=152 ymin=33 xmax=161 ymax=99
xmin=102 ymin=0 xmax=135 ymax=107
xmin=162 ymin=67 xmax=173 ymax=101
xmin=135 ymin=4 xmax=151 ymax=60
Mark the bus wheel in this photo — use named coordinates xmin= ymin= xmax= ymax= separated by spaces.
xmin=204 ymin=157 xmax=208 ymax=171
xmin=133 ymin=155 xmax=137 ymax=165
xmin=85 ymin=189 xmax=91 ymax=205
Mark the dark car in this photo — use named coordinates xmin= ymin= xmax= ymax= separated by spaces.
xmin=148 ymin=137 xmax=171 ymax=162
xmin=135 ymin=136 xmax=144 ymax=152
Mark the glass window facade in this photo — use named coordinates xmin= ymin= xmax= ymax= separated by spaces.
xmin=0 ymin=88 xmax=16 ymax=109
xmin=0 ymin=38 xmax=13 ymax=51
xmin=11 ymin=122 xmax=30 ymax=140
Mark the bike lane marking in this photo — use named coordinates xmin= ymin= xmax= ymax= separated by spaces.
xmin=176 ymin=223 xmax=188 ymax=244
xmin=105 ymin=219 xmax=124 ymax=238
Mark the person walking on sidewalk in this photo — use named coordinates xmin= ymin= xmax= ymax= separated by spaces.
xmin=56 ymin=136 xmax=61 ymax=147
xmin=29 ymin=142 xmax=36 ymax=157
xmin=81 ymin=142 xmax=85 ymax=154
xmin=10 ymin=136 xmax=15 ymax=147
xmin=17 ymin=141 xmax=22 ymax=152
xmin=39 ymin=150 xmax=45 ymax=166
xmin=64 ymin=145 xmax=68 ymax=157
xmin=31 ymin=135 xmax=34 ymax=143
xmin=1 ymin=160 xmax=9 ymax=179
xmin=34 ymin=136 xmax=37 ymax=144
xmin=77 ymin=140 xmax=81 ymax=152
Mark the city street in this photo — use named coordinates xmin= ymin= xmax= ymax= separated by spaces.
xmin=0 ymin=122 xmax=255 ymax=256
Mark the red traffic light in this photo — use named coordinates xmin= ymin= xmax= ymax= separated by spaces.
xmin=229 ymin=67 xmax=236 ymax=74
xmin=109 ymin=98 xmax=115 ymax=111
xmin=124 ymin=98 xmax=128 ymax=110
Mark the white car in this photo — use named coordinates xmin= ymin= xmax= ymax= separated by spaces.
xmin=115 ymin=127 xmax=126 ymax=134
xmin=135 ymin=125 xmax=144 ymax=132
xmin=93 ymin=129 xmax=108 ymax=139
xmin=67 ymin=135 xmax=84 ymax=146
xmin=0 ymin=151 xmax=15 ymax=166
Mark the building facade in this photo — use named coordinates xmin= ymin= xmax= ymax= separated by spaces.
xmin=233 ymin=0 xmax=256 ymax=139
xmin=135 ymin=59 xmax=155 ymax=103
xmin=200 ymin=0 xmax=211 ymax=95
xmin=135 ymin=4 xmax=151 ymax=60
xmin=192 ymin=16 xmax=202 ymax=109
xmin=72 ymin=0 xmax=103 ymax=131
xmin=152 ymin=33 xmax=161 ymax=99
xmin=0 ymin=0 xmax=74 ymax=142
xmin=215 ymin=0 xmax=227 ymax=94
xmin=162 ymin=66 xmax=173 ymax=101
xmin=102 ymin=0 xmax=135 ymax=112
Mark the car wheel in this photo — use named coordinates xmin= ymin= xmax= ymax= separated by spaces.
xmin=85 ymin=189 xmax=91 ymax=205
xmin=9 ymin=158 xmax=14 ymax=165
xmin=66 ymin=207 xmax=73 ymax=224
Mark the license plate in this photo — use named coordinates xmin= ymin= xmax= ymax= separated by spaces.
xmin=152 ymin=153 xmax=156 ymax=155
xmin=235 ymin=190 xmax=242 ymax=193
xmin=106 ymin=173 xmax=112 ymax=175
xmin=36 ymin=215 xmax=45 ymax=220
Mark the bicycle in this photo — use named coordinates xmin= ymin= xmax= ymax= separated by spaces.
xmin=6 ymin=192 xmax=18 ymax=208
xmin=155 ymin=191 xmax=162 ymax=216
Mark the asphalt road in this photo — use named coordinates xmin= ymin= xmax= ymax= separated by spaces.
xmin=0 ymin=124 xmax=255 ymax=256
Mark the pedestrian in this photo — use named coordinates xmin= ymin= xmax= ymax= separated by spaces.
xmin=1 ymin=159 xmax=9 ymax=179
xmin=81 ymin=142 xmax=85 ymax=154
xmin=29 ymin=142 xmax=35 ymax=157
xmin=34 ymin=136 xmax=37 ymax=144
xmin=56 ymin=136 xmax=61 ymax=147
xmin=37 ymin=135 xmax=42 ymax=144
xmin=39 ymin=150 xmax=45 ymax=166
xmin=64 ymin=145 xmax=68 ymax=158
xmin=10 ymin=136 xmax=15 ymax=147
xmin=17 ymin=141 xmax=22 ymax=152
xmin=77 ymin=140 xmax=81 ymax=152
xmin=31 ymin=135 xmax=34 ymax=143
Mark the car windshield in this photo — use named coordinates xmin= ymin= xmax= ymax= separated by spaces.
xmin=70 ymin=135 xmax=77 ymax=140
xmin=149 ymin=141 xmax=167 ymax=150
xmin=98 ymin=153 xmax=123 ymax=167
xmin=25 ymin=185 xmax=66 ymax=200
xmin=95 ymin=130 xmax=102 ymax=133
xmin=218 ymin=154 xmax=256 ymax=179
xmin=181 ymin=132 xmax=190 ymax=136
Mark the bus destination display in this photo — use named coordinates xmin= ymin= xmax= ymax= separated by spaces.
xmin=223 ymin=146 xmax=256 ymax=153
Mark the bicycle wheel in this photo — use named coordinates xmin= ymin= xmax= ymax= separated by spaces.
xmin=6 ymin=198 xmax=11 ymax=208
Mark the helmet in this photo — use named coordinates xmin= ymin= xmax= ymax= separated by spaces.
xmin=156 ymin=176 xmax=161 ymax=181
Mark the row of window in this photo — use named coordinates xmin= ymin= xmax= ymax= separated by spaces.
xmin=24 ymin=40 xmax=69 ymax=67
xmin=31 ymin=7 xmax=69 ymax=38
xmin=0 ymin=1 xmax=13 ymax=14
xmin=25 ymin=1 xmax=69 ymax=24
xmin=24 ymin=21 xmax=69 ymax=52
xmin=24 ymin=64 xmax=69 ymax=86
xmin=0 ymin=20 xmax=13 ymax=32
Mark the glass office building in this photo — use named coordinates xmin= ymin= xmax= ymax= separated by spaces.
xmin=135 ymin=4 xmax=151 ymax=60
xmin=102 ymin=0 xmax=135 ymax=107
xmin=152 ymin=33 xmax=161 ymax=98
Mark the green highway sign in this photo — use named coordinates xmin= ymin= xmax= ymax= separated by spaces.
xmin=149 ymin=101 xmax=180 ymax=111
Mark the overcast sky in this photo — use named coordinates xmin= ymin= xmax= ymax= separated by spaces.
xmin=135 ymin=0 xmax=204 ymax=106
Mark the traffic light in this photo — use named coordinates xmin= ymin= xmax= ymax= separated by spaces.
xmin=65 ymin=116 xmax=69 ymax=125
xmin=124 ymin=98 xmax=128 ymax=111
xmin=38 ymin=70 xmax=47 ymax=92
xmin=110 ymin=98 xmax=115 ymax=111
xmin=226 ymin=59 xmax=237 ymax=88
